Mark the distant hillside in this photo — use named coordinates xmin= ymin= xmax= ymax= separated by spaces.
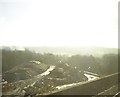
xmin=3 ymin=61 xmax=49 ymax=82
xmin=27 ymin=46 xmax=118 ymax=57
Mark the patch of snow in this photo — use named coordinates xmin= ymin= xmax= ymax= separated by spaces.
xmin=56 ymin=82 xmax=83 ymax=90
xmin=30 ymin=82 xmax=36 ymax=87
xmin=29 ymin=60 xmax=41 ymax=64
xmin=84 ymin=73 xmax=99 ymax=81
xmin=40 ymin=66 xmax=55 ymax=76
xmin=65 ymin=63 xmax=69 ymax=67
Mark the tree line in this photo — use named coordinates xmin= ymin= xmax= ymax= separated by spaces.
xmin=2 ymin=47 xmax=119 ymax=76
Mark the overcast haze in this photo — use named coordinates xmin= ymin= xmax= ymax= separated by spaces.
xmin=0 ymin=0 xmax=118 ymax=48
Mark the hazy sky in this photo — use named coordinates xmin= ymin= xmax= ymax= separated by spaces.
xmin=0 ymin=0 xmax=118 ymax=48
